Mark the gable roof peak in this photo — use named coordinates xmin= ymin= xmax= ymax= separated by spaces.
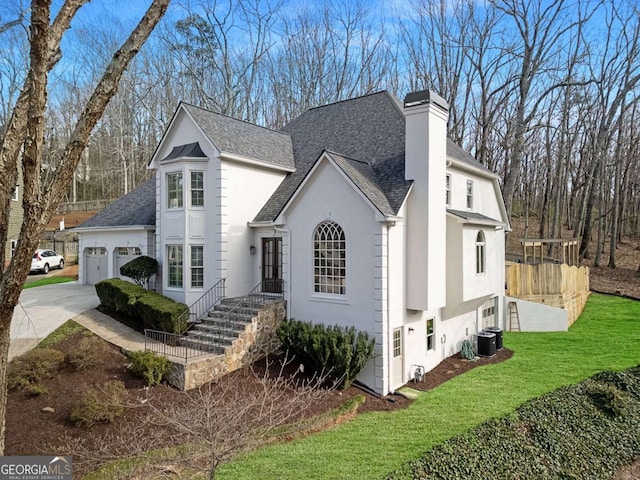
xmin=179 ymin=102 xmax=289 ymax=138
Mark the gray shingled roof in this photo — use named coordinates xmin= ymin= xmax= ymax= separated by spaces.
xmin=326 ymin=151 xmax=395 ymax=216
xmin=76 ymin=177 xmax=156 ymax=229
xmin=254 ymin=91 xmax=410 ymax=222
xmin=446 ymin=139 xmax=489 ymax=172
xmin=182 ymin=103 xmax=294 ymax=169
xmin=447 ymin=209 xmax=502 ymax=225
xmin=253 ymin=91 xmax=492 ymax=223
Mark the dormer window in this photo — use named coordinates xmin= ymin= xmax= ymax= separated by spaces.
xmin=167 ymin=172 xmax=183 ymax=209
xmin=466 ymin=180 xmax=473 ymax=209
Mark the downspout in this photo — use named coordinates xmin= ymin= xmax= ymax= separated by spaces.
xmin=273 ymin=226 xmax=292 ymax=306
xmin=386 ymin=223 xmax=393 ymax=395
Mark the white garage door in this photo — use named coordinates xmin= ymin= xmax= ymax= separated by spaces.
xmin=84 ymin=247 xmax=108 ymax=285
xmin=115 ymin=247 xmax=142 ymax=280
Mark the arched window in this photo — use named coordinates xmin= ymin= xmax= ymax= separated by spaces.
xmin=313 ymin=221 xmax=346 ymax=295
xmin=476 ymin=231 xmax=486 ymax=275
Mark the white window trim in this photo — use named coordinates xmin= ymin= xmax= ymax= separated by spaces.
xmin=190 ymin=244 xmax=204 ymax=289
xmin=311 ymin=221 xmax=347 ymax=299
xmin=466 ymin=180 xmax=473 ymax=210
xmin=190 ymin=171 xmax=205 ymax=209
xmin=476 ymin=230 xmax=486 ymax=275
xmin=167 ymin=171 xmax=184 ymax=210
xmin=445 ymin=174 xmax=451 ymax=207
xmin=166 ymin=244 xmax=184 ymax=289
xmin=426 ymin=318 xmax=435 ymax=353
xmin=12 ymin=186 xmax=18 ymax=202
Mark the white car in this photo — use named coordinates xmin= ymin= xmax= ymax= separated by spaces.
xmin=31 ymin=249 xmax=65 ymax=274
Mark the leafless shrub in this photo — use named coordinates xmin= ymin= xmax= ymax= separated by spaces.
xmin=61 ymin=356 xmax=332 ymax=479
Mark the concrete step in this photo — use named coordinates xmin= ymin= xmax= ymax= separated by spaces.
xmin=185 ymin=330 xmax=236 ymax=347
xmin=179 ymin=336 xmax=226 ymax=355
xmin=213 ymin=302 xmax=262 ymax=317
xmin=207 ymin=309 xmax=255 ymax=323
xmin=190 ymin=322 xmax=245 ymax=338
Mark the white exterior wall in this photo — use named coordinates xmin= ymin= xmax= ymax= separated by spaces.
xmin=156 ymin=157 xmax=217 ymax=305
xmin=77 ymin=228 xmax=154 ymax=284
xmin=152 ymin=110 xmax=220 ymax=304
xmin=447 ymin=168 xmax=503 ymax=221
xmin=221 ymin=161 xmax=286 ymax=297
xmin=405 ymin=102 xmax=448 ymax=312
xmin=152 ymin=108 xmax=288 ymax=303
xmin=283 ymin=160 xmax=383 ymax=393
xmin=505 ymin=296 xmax=568 ymax=331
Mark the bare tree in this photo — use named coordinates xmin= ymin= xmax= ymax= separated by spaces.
xmin=63 ymin=360 xmax=331 ymax=479
xmin=0 ymin=0 xmax=170 ymax=454
xmin=494 ymin=0 xmax=596 ymax=218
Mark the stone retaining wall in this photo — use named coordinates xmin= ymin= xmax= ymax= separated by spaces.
xmin=166 ymin=300 xmax=286 ymax=390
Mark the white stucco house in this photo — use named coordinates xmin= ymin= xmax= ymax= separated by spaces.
xmin=76 ymin=90 xmax=510 ymax=396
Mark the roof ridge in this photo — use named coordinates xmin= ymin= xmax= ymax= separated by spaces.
xmin=306 ymin=90 xmax=391 ymax=112
xmin=324 ymin=149 xmax=371 ymax=165
xmin=180 ymin=102 xmax=290 ymax=137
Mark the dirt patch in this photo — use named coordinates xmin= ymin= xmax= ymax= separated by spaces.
xmin=46 ymin=211 xmax=98 ymax=231
xmin=407 ymin=348 xmax=514 ymax=392
xmin=6 ymin=328 xmax=512 ymax=476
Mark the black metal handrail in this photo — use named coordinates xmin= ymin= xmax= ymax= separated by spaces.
xmin=177 ymin=278 xmax=226 ymax=334
xmin=199 ymin=279 xmax=286 ymax=352
xmin=144 ymin=329 xmax=218 ymax=362
xmin=144 ymin=279 xmax=285 ymax=361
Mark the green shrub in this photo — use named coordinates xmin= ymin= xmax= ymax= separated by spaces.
xmin=67 ymin=336 xmax=111 ymax=370
xmin=119 ymin=255 xmax=158 ymax=289
xmin=128 ymin=351 xmax=171 ymax=386
xmin=95 ymin=278 xmax=146 ymax=318
xmin=8 ymin=348 xmax=65 ymax=390
xmin=386 ymin=365 xmax=640 ymax=480
xmin=277 ymin=319 xmax=375 ymax=389
xmin=134 ymin=291 xmax=188 ymax=333
xmin=95 ymin=278 xmax=187 ymax=333
xmin=70 ymin=380 xmax=127 ymax=427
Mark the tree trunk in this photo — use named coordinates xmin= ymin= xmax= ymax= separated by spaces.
xmin=0 ymin=0 xmax=170 ymax=454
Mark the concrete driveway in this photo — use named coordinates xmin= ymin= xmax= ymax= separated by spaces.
xmin=9 ymin=282 xmax=99 ymax=360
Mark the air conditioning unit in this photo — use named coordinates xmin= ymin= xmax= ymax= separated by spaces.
xmin=476 ymin=332 xmax=496 ymax=357
xmin=483 ymin=327 xmax=503 ymax=350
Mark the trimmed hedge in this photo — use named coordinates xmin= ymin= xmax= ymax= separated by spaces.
xmin=119 ymin=255 xmax=158 ymax=288
xmin=277 ymin=319 xmax=375 ymax=389
xmin=385 ymin=365 xmax=640 ymax=480
xmin=95 ymin=279 xmax=187 ymax=333
xmin=95 ymin=278 xmax=146 ymax=318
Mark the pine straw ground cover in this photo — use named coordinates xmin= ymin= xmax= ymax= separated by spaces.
xmin=215 ymin=294 xmax=640 ymax=480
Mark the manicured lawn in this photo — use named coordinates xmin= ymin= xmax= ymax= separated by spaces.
xmin=217 ymin=294 xmax=640 ymax=480
xmin=23 ymin=276 xmax=75 ymax=289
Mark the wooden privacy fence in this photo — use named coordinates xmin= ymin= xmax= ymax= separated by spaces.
xmin=506 ymin=263 xmax=589 ymax=296
xmin=506 ymin=263 xmax=590 ymax=327
xmin=39 ymin=238 xmax=79 ymax=264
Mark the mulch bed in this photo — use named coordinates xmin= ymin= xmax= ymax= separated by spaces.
xmin=6 ymin=330 xmax=512 ymax=476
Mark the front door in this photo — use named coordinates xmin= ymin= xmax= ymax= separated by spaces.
xmin=262 ymin=237 xmax=283 ymax=293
